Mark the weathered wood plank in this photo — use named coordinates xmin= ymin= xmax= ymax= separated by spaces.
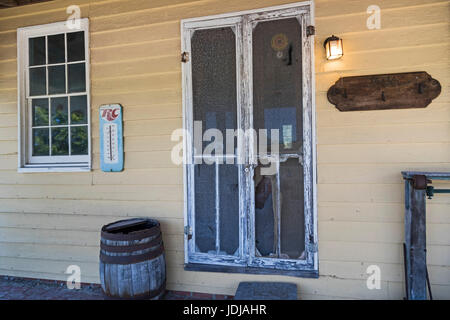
xmin=90 ymin=88 xmax=182 ymax=108
xmin=315 ymin=0 xmax=447 ymax=18
xmin=0 ymin=198 xmax=184 ymax=218
xmin=0 ymin=212 xmax=183 ymax=235
xmin=0 ymin=227 xmax=184 ymax=250
xmin=91 ymin=72 xmax=181 ymax=94
xmin=327 ymin=72 xmax=441 ymax=112
xmin=318 ymin=201 xmax=450 ymax=224
xmin=0 ymin=102 xmax=16 ymax=114
xmin=0 ymin=184 xmax=183 ymax=201
xmin=318 ymin=143 xmax=450 ymax=164
xmin=92 ymin=168 xmax=182 ymax=185
xmin=315 ymin=2 xmax=449 ymax=36
xmin=318 ymin=122 xmax=450 ymax=145
xmin=91 ymin=56 xmax=180 ymax=79
xmin=318 ymin=164 xmax=450 ymax=184
xmin=90 ymin=39 xmax=180 ymax=64
xmin=91 ymin=21 xmax=180 ymax=48
xmin=316 ymin=104 xmax=450 ymax=127
xmin=92 ymin=119 xmax=181 ymax=137
xmin=0 ymin=4 xmax=90 ymax=32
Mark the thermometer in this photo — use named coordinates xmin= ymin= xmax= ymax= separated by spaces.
xmin=99 ymin=104 xmax=124 ymax=172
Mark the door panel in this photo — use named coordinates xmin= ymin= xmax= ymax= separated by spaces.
xmin=189 ymin=23 xmax=244 ymax=263
xmin=251 ymin=17 xmax=306 ymax=262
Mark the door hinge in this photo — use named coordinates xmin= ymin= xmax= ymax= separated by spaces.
xmin=306 ymin=25 xmax=315 ymax=37
xmin=181 ymin=52 xmax=189 ymax=63
xmin=184 ymin=225 xmax=193 ymax=240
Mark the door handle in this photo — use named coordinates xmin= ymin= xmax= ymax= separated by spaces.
xmin=244 ymin=163 xmax=256 ymax=173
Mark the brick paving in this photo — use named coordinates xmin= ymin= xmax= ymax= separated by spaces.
xmin=0 ymin=276 xmax=233 ymax=300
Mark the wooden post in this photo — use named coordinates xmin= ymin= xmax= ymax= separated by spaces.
xmin=402 ymin=171 xmax=450 ymax=300
xmin=404 ymin=175 xmax=427 ymax=300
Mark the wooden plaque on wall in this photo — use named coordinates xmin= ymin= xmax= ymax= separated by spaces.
xmin=327 ymin=72 xmax=441 ymax=112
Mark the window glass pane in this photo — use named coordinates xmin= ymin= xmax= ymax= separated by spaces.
xmin=32 ymin=128 xmax=49 ymax=156
xmin=32 ymin=98 xmax=49 ymax=126
xmin=279 ymin=158 xmax=305 ymax=259
xmin=71 ymin=126 xmax=88 ymax=155
xmin=194 ymin=163 xmax=216 ymax=253
xmin=51 ymin=127 xmax=69 ymax=155
xmin=218 ymin=164 xmax=239 ymax=255
xmin=67 ymin=31 xmax=85 ymax=62
xmin=51 ymin=97 xmax=68 ymax=125
xmin=29 ymin=37 xmax=45 ymax=66
xmin=48 ymin=65 xmax=66 ymax=94
xmin=29 ymin=67 xmax=46 ymax=96
xmin=252 ymin=18 xmax=303 ymax=154
xmin=68 ymin=63 xmax=86 ymax=93
xmin=191 ymin=27 xmax=237 ymax=155
xmin=70 ymin=95 xmax=88 ymax=124
xmin=47 ymin=34 xmax=65 ymax=64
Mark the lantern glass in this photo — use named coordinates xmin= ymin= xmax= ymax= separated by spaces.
xmin=325 ymin=37 xmax=343 ymax=60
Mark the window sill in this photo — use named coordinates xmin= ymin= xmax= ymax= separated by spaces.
xmin=184 ymin=263 xmax=319 ymax=278
xmin=18 ymin=166 xmax=91 ymax=173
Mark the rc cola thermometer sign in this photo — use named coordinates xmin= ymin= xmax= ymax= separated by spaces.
xmin=99 ymin=104 xmax=124 ymax=172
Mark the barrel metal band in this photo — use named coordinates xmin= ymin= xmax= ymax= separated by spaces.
xmin=100 ymin=234 xmax=162 ymax=253
xmin=99 ymin=243 xmax=164 ymax=265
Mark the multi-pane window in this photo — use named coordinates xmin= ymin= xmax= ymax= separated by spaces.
xmin=18 ymin=20 xmax=90 ymax=171
xmin=182 ymin=4 xmax=317 ymax=276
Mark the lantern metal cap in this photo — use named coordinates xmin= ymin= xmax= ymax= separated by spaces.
xmin=323 ymin=35 xmax=341 ymax=48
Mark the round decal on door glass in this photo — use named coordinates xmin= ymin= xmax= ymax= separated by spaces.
xmin=271 ymin=33 xmax=289 ymax=51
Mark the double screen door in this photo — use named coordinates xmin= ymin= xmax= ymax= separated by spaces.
xmin=182 ymin=4 xmax=317 ymax=274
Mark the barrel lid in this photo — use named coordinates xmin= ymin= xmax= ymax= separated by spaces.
xmin=104 ymin=218 xmax=147 ymax=232
xmin=101 ymin=218 xmax=160 ymax=241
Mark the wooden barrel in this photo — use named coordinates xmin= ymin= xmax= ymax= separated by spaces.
xmin=99 ymin=218 xmax=166 ymax=299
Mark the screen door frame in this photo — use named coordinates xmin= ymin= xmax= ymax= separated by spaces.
xmin=181 ymin=16 xmax=247 ymax=267
xmin=245 ymin=7 xmax=316 ymax=272
xmin=181 ymin=1 xmax=318 ymax=276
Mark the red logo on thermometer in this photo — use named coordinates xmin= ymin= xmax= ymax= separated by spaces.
xmin=101 ymin=108 xmax=120 ymax=121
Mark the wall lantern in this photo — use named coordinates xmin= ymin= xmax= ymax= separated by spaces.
xmin=324 ymin=35 xmax=343 ymax=60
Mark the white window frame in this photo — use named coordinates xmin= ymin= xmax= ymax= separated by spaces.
xmin=17 ymin=19 xmax=91 ymax=173
xmin=181 ymin=1 xmax=318 ymax=277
